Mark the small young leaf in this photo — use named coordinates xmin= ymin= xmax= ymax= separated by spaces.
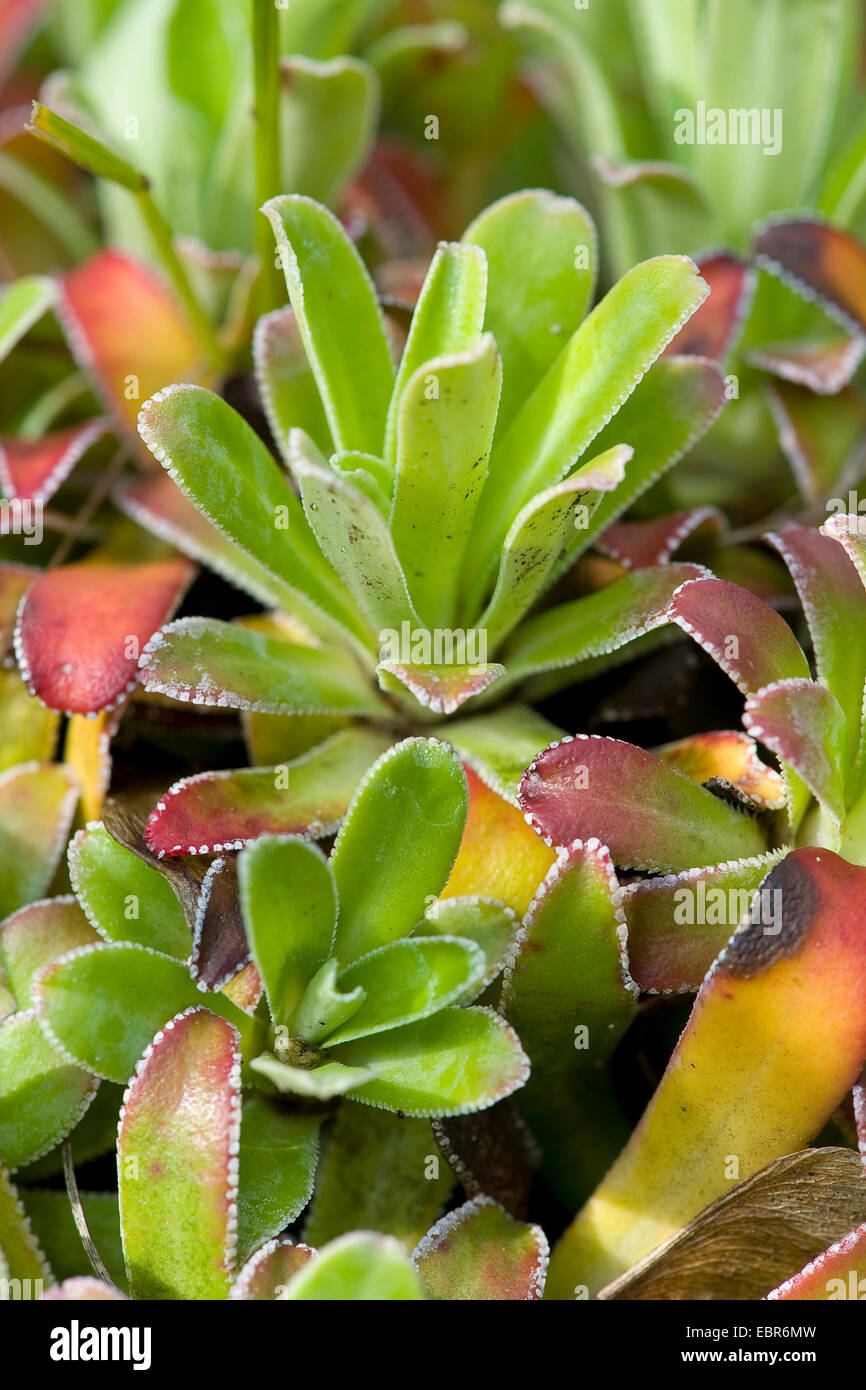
xmin=328 ymin=937 xmax=486 ymax=1044
xmin=376 ymin=660 xmax=506 ymax=716
xmin=421 ymin=897 xmax=519 ymax=998
xmin=281 ymin=1232 xmax=422 ymax=1301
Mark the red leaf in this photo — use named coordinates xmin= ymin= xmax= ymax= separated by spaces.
xmin=755 ymin=218 xmax=866 ymax=336
xmin=230 ymin=1237 xmax=315 ymax=1300
xmin=665 ymin=253 xmax=753 ymax=361
xmin=668 ymin=575 xmax=809 ymax=694
xmin=598 ymin=507 xmax=723 ymax=569
xmin=0 ymin=421 xmax=107 ymax=504
xmin=16 ymin=558 xmax=194 ymax=714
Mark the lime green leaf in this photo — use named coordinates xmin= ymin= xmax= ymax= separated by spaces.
xmin=327 ymin=937 xmax=486 ymax=1045
xmin=281 ymin=1232 xmax=422 ymax=1300
xmin=0 ymin=1161 xmax=51 ymax=1283
xmin=236 ymin=1094 xmax=320 ymax=1265
xmin=385 ymin=242 xmax=488 ymax=469
xmin=421 ymin=897 xmax=519 ymax=999
xmin=238 ymin=836 xmax=336 ymax=1029
xmin=252 ymin=306 xmax=332 ymax=461
xmin=118 ymin=1008 xmax=240 ymax=1300
xmin=463 ymin=189 xmax=597 ymax=430
xmin=0 ymin=1010 xmax=97 ymax=1171
xmin=332 ymin=1006 xmax=529 ymax=1117
xmin=280 ymin=56 xmax=379 ymax=207
xmin=392 ymin=336 xmax=501 ymax=628
xmin=304 ymin=1106 xmax=452 ymax=1248
xmin=27 ymin=101 xmax=147 ymax=192
xmin=68 ymin=824 xmax=189 ymax=957
xmin=0 ymin=764 xmax=79 ymax=922
xmin=331 ymin=739 xmax=468 ymax=965
xmin=264 ymin=194 xmax=394 ymax=454
xmin=35 ymin=942 xmax=257 ymax=1083
xmin=0 ymin=276 xmax=55 ymax=365
xmin=250 ymin=1055 xmax=374 ymax=1099
xmin=291 ymin=959 xmax=365 ymax=1045
xmin=140 ymin=617 xmax=384 ymax=717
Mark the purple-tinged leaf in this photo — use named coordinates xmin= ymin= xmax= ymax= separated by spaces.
xmin=0 ymin=564 xmax=35 ymax=656
xmin=42 ymin=1277 xmax=126 ymax=1300
xmin=749 ymin=336 xmax=865 ymax=395
xmin=767 ymin=1222 xmax=866 ymax=1301
xmin=413 ymin=1196 xmax=547 ymax=1301
xmin=376 ymin=660 xmax=505 ymax=714
xmin=744 ymin=679 xmax=847 ymax=829
xmin=432 ymin=1101 xmax=539 ymax=1220
xmin=16 ymin=558 xmax=194 ymax=714
xmin=146 ymin=727 xmax=389 ymax=859
xmin=665 ymin=253 xmax=753 ymax=362
xmin=230 ymin=1238 xmax=315 ymax=1300
xmin=668 ymin=575 xmax=809 ymax=694
xmin=622 ymin=851 xmax=786 ymax=994
xmin=519 ymin=736 xmax=766 ymax=872
xmin=118 ymin=1007 xmax=241 ymax=1300
xmin=765 ymin=382 xmax=866 ymax=503
xmin=0 ymin=420 xmax=107 ymax=505
xmin=755 ymin=218 xmax=866 ymax=336
xmin=598 ymin=507 xmax=724 ymax=569
xmin=188 ymin=856 xmax=249 ymax=992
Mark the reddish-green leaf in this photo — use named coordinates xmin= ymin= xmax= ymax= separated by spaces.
xmin=0 ymin=421 xmax=107 ymax=505
xmin=413 ymin=1196 xmax=548 ymax=1300
xmin=0 ymin=764 xmax=78 ymax=920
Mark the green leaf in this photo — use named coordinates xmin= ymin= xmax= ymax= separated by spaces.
xmin=118 ymin=1007 xmax=240 ymax=1300
xmin=391 ymin=336 xmax=502 ymax=628
xmin=304 ymin=1106 xmax=452 ymax=1248
xmin=744 ymin=679 xmax=847 ymax=833
xmin=252 ymin=306 xmax=332 ymax=461
xmin=463 ymin=189 xmax=597 ymax=431
xmin=238 ymin=836 xmax=336 ymax=1029
xmin=140 ymin=617 xmax=384 ymax=717
xmin=236 ymin=1094 xmax=320 ymax=1266
xmin=288 ymin=430 xmax=421 ymax=634
xmin=504 ymin=840 xmax=637 ymax=1206
xmin=138 ymin=384 xmax=371 ymax=650
xmin=465 ymin=255 xmax=709 ymax=592
xmin=0 ymin=1161 xmax=50 ymax=1282
xmin=281 ymin=1231 xmax=423 ymax=1300
xmin=421 ymin=898 xmax=519 ymax=999
xmin=68 ymin=824 xmax=190 ymax=957
xmin=27 ymin=101 xmax=147 ymax=192
xmin=327 ymin=937 xmax=486 ymax=1044
xmin=280 ymin=56 xmax=379 ymax=208
xmin=250 ymin=1055 xmax=374 ymax=1099
xmin=446 ymin=705 xmax=562 ymax=801
xmin=264 ymin=194 xmax=395 ymax=454
xmin=0 ymin=764 xmax=78 ymax=921
xmin=35 ymin=942 xmax=258 ymax=1084
xmin=385 ymin=242 xmax=488 ymax=470
xmin=0 ymin=897 xmax=97 ymax=1009
xmin=22 ymin=1187 xmax=125 ymax=1291
xmin=331 ymin=738 xmax=468 ymax=965
xmin=413 ymin=1196 xmax=548 ymax=1300
xmin=0 ymin=276 xmax=55 ymax=365
xmin=291 ymin=959 xmax=365 ymax=1044
xmin=332 ymin=1007 xmax=529 ymax=1117
xmin=0 ymin=1010 xmax=96 ymax=1171
xmin=475 ymin=445 xmax=629 ymax=645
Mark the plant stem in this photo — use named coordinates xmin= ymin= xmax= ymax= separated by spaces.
xmin=252 ymin=0 xmax=284 ymax=317
xmin=136 ymin=187 xmax=226 ymax=375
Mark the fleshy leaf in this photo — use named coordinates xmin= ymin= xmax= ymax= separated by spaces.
xmin=755 ymin=218 xmax=866 ymax=336
xmin=598 ymin=1149 xmax=866 ymax=1302
xmin=768 ymin=1221 xmax=866 ymax=1301
xmin=239 ymin=836 xmax=336 ymax=1030
xmin=749 ymin=336 xmax=865 ymax=395
xmin=668 ymin=576 xmax=810 ymax=695
xmin=264 ymin=194 xmax=394 ymax=455
xmin=139 ymin=617 xmax=383 ymax=717
xmin=599 ymin=507 xmax=724 ymax=570
xmin=665 ymin=254 xmax=753 ymax=362
xmin=548 ymin=849 xmax=866 ymax=1297
xmin=235 ymin=1094 xmax=320 ymax=1266
xmin=280 ymin=1232 xmax=422 ymax=1301
xmin=519 ymin=735 xmax=766 ymax=872
xmin=0 ymin=420 xmax=107 ymax=505
xmin=280 ymin=55 xmax=379 ymax=209
xmin=744 ymin=679 xmax=847 ymax=830
xmin=622 ymin=851 xmax=786 ymax=994
xmin=118 ymin=1007 xmax=240 ymax=1300
xmin=0 ymin=896 xmax=97 ymax=1008
xmin=0 ymin=1160 xmax=50 ymax=1282
xmin=328 ymin=938 xmax=486 ymax=1045
xmin=0 ymin=764 xmax=78 ymax=920
xmin=655 ymin=731 xmax=786 ymax=809
xmin=252 ymin=305 xmax=331 ymax=460
xmin=0 ymin=1009 xmax=97 ymax=1171
xmin=432 ymin=1102 xmax=539 ymax=1220
xmin=250 ymin=1056 xmax=374 ymax=1100
xmin=463 ymin=189 xmax=596 ymax=431
xmin=0 ymin=565 xmax=35 ymax=656
xmin=421 ymin=898 xmax=519 ymax=999
xmin=466 ymin=255 xmax=709 ymax=580
xmin=391 ymin=336 xmax=502 ymax=628
xmin=35 ymin=942 xmax=257 ymax=1084
xmin=504 ymin=839 xmax=636 ymax=1206
xmin=68 ymin=824 xmax=189 ymax=957
xmin=16 ymin=558 xmax=194 ymax=715
xmin=57 ymin=251 xmax=206 ymax=431
xmin=146 ymin=726 xmax=390 ymax=858
xmin=413 ymin=1196 xmax=547 ymax=1301
xmin=331 ymin=1006 xmax=529 ymax=1117
xmin=331 ymin=738 xmax=467 ymax=965
xmin=137 ymin=384 xmax=369 ymax=648
xmin=42 ymin=1278 xmax=126 ymax=1301
xmin=376 ymin=660 xmax=505 ymax=715
xmin=765 ymin=382 xmax=866 ymax=502
xmin=230 ymin=1238 xmax=315 ymax=1301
